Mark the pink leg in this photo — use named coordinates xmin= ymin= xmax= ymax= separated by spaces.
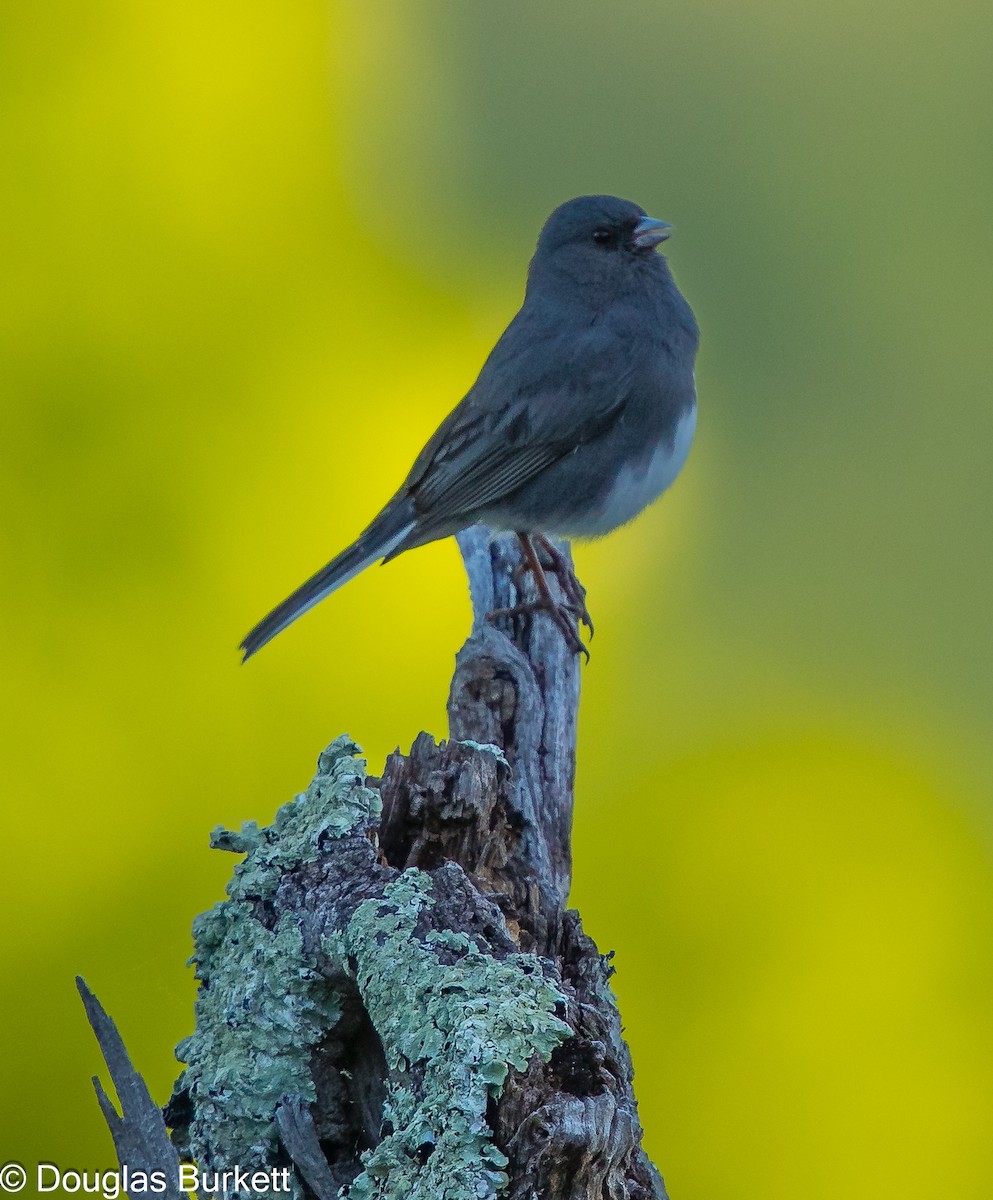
xmin=487 ymin=533 xmax=591 ymax=659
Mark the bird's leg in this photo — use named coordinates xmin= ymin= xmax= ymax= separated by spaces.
xmin=532 ymin=533 xmax=594 ymax=637
xmin=487 ymin=533 xmax=590 ymax=659
xmin=507 ymin=533 xmax=594 ymax=635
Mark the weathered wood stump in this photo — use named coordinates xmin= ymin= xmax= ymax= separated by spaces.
xmin=82 ymin=527 xmax=667 ymax=1200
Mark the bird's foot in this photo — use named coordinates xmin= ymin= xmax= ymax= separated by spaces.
xmin=532 ymin=534 xmax=594 ymax=637
xmin=488 ymin=531 xmax=592 ymax=658
xmin=486 ymin=599 xmax=590 ymax=660
xmin=510 ymin=534 xmax=594 ymax=635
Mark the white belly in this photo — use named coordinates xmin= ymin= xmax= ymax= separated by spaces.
xmin=566 ymin=404 xmax=696 ymax=537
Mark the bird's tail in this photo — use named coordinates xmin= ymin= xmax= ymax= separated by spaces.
xmin=240 ymin=502 xmax=416 ymax=661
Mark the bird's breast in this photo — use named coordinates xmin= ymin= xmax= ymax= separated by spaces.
xmin=564 ymin=403 xmax=697 ymax=537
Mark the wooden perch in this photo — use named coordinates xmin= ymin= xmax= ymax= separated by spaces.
xmin=81 ymin=526 xmax=667 ymax=1200
xmin=77 ymin=977 xmax=185 ymax=1200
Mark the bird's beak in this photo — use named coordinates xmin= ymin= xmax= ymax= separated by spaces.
xmin=631 ymin=216 xmax=673 ymax=250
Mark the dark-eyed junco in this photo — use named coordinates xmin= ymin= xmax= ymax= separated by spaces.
xmin=241 ymin=194 xmax=699 ymax=661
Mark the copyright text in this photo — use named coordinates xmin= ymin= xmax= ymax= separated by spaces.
xmin=0 ymin=1162 xmax=293 ymax=1197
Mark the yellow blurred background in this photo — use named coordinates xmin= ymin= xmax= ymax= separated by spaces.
xmin=2 ymin=2 xmax=992 ymax=1195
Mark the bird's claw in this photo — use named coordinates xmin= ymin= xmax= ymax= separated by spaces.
xmin=490 ymin=531 xmax=594 ymax=658
xmin=530 ymin=534 xmax=594 ymax=637
xmin=487 ymin=601 xmax=590 ymax=660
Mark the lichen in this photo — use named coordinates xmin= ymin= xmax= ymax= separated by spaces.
xmin=335 ymin=871 xmax=572 ymax=1200
xmin=174 ymin=736 xmax=378 ymax=1167
xmin=454 ymin=740 xmax=509 ymax=768
xmin=174 ymin=736 xmax=572 ymax=1199
xmin=206 ymin=734 xmax=381 ymax=900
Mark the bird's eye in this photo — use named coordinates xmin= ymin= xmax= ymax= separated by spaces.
xmin=591 ymin=228 xmax=613 ymax=247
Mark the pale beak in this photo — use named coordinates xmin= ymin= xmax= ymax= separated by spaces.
xmin=631 ymin=216 xmax=673 ymax=250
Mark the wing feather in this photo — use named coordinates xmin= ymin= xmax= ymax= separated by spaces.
xmin=402 ymin=316 xmax=637 ymax=528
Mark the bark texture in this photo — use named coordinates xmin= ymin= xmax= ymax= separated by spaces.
xmin=82 ymin=527 xmax=667 ymax=1200
xmin=77 ymin=978 xmax=185 ymax=1200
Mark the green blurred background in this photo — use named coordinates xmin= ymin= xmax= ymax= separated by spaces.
xmin=2 ymin=2 xmax=992 ymax=1195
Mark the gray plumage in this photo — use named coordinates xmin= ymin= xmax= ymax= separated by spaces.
xmin=241 ymin=195 xmax=699 ymax=660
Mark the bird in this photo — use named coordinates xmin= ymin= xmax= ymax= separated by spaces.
xmin=240 ymin=194 xmax=699 ymax=662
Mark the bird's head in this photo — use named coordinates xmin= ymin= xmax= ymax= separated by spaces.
xmin=528 ymin=194 xmax=672 ymax=302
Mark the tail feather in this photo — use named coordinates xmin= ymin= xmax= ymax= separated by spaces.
xmin=240 ymin=507 xmax=415 ymax=661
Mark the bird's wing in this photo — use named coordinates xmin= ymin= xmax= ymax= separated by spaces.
xmin=402 ymin=319 xmax=638 ymax=527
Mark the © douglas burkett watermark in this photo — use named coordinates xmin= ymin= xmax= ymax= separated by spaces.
xmin=0 ymin=1161 xmax=294 ymax=1197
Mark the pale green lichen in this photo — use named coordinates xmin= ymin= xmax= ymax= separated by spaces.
xmin=175 ymin=736 xmax=377 ymax=1166
xmin=336 ymin=871 xmax=572 ymax=1200
xmin=175 ymin=736 xmax=572 ymax=1200
xmin=454 ymin=740 xmax=509 ymax=768
xmin=206 ymin=734 xmax=381 ymax=890
xmin=175 ymin=907 xmax=341 ymax=1166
